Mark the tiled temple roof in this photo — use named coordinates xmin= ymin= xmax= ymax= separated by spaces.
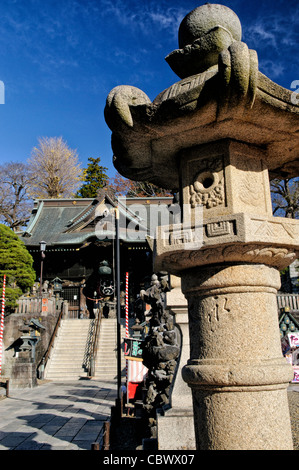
xmin=20 ymin=193 xmax=174 ymax=247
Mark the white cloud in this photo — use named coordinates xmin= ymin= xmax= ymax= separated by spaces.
xmin=98 ymin=0 xmax=186 ymax=39
xmin=259 ymin=60 xmax=285 ymax=79
xmin=246 ymin=23 xmax=277 ymax=48
xmin=243 ymin=8 xmax=299 ymax=53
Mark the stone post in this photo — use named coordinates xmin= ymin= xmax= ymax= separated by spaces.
xmin=165 ymin=276 xmax=192 ymax=411
xmin=181 ymin=264 xmax=292 ymax=450
xmin=157 ymin=275 xmax=195 ymax=450
xmin=105 ymin=3 xmax=299 ymax=450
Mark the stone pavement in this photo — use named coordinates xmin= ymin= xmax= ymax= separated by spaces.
xmin=0 ymin=380 xmax=298 ymax=450
xmin=288 ymin=384 xmax=299 ymax=451
xmin=0 ymin=379 xmax=117 ymax=450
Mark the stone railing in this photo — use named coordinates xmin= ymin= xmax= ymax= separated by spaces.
xmin=277 ymin=294 xmax=299 ymax=312
xmin=14 ymin=296 xmax=65 ymax=315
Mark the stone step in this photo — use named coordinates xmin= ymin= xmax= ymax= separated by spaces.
xmin=49 ymin=344 xmax=89 ymax=349
xmin=46 ymin=366 xmax=87 ymax=371
xmin=46 ymin=370 xmax=87 ymax=375
xmin=45 ymin=319 xmax=93 ymax=380
xmin=49 ymin=347 xmax=87 ymax=353
xmin=92 ymin=319 xmax=127 ymax=380
xmin=46 ymin=371 xmax=88 ymax=378
xmin=52 ymin=342 xmax=90 ymax=346
xmin=45 ymin=317 xmax=129 ymax=382
xmin=45 ymin=376 xmax=86 ymax=381
xmin=49 ymin=356 xmax=86 ymax=360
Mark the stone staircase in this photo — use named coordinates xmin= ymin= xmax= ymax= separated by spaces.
xmin=93 ymin=318 xmax=127 ymax=381
xmin=44 ymin=317 xmax=131 ymax=382
xmin=44 ymin=319 xmax=93 ymax=381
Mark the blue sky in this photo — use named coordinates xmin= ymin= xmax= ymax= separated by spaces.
xmin=0 ymin=0 xmax=298 ymax=178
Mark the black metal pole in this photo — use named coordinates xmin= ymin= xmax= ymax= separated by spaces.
xmin=115 ymin=208 xmax=121 ymax=406
xmin=39 ymin=251 xmax=45 ymax=315
xmin=39 ymin=255 xmax=44 ymax=299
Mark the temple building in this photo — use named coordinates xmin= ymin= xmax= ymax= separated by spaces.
xmin=19 ymin=189 xmax=174 ymax=318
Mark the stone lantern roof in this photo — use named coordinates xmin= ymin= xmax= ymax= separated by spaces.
xmin=105 ymin=4 xmax=299 ymax=191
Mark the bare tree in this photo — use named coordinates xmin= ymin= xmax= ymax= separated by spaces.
xmin=0 ymin=162 xmax=33 ymax=231
xmin=271 ymin=178 xmax=299 ymax=219
xmin=27 ymin=137 xmax=83 ymax=199
xmin=110 ymin=171 xmax=172 ymax=197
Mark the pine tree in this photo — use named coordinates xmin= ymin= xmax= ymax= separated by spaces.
xmin=0 ymin=224 xmax=35 ymax=313
xmin=76 ymin=157 xmax=109 ymax=198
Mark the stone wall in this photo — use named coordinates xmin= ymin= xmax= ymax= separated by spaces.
xmin=2 ymin=309 xmax=60 ymax=387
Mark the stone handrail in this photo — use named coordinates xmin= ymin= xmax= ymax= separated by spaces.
xmin=88 ymin=305 xmax=103 ymax=377
xmin=38 ymin=301 xmax=67 ymax=377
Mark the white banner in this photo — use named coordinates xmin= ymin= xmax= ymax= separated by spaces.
xmin=288 ymin=332 xmax=299 ymax=349
xmin=128 ymin=360 xmax=148 ymax=383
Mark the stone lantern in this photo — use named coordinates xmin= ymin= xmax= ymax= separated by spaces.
xmin=104 ymin=4 xmax=298 ymax=450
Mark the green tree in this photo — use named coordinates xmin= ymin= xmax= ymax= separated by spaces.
xmin=76 ymin=157 xmax=109 ymax=198
xmin=0 ymin=224 xmax=35 ymax=313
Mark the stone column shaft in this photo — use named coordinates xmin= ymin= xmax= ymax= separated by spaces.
xmin=181 ymin=263 xmax=294 ymax=450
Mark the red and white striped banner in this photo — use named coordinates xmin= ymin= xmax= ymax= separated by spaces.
xmin=125 ymin=272 xmax=129 ymax=338
xmin=125 ymin=272 xmax=129 ymax=381
xmin=0 ymin=275 xmax=6 ymax=376
xmin=128 ymin=360 xmax=148 ymax=383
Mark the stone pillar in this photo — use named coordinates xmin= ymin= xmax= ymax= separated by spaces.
xmin=182 ymin=264 xmax=293 ymax=449
xmin=166 ymin=276 xmax=192 ymax=411
xmin=10 ymin=356 xmax=37 ymax=389
xmin=157 ymin=275 xmax=196 ymax=450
